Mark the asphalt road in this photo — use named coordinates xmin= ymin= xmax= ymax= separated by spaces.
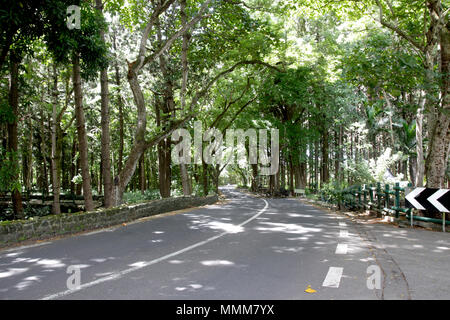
xmin=0 ymin=186 xmax=448 ymax=300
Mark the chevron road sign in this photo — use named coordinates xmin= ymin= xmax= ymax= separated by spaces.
xmin=405 ymin=188 xmax=450 ymax=213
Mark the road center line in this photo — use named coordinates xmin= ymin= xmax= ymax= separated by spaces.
xmin=322 ymin=267 xmax=344 ymax=288
xmin=335 ymin=243 xmax=348 ymax=255
xmin=41 ymin=198 xmax=269 ymax=300
xmin=339 ymin=229 xmax=349 ymax=238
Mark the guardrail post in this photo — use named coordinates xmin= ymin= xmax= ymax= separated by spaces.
xmin=369 ymin=184 xmax=374 ymax=210
xmin=394 ymin=182 xmax=400 ymax=218
xmin=377 ymin=182 xmax=382 ymax=212
xmin=443 ymin=213 xmax=446 ymax=233
xmin=358 ymin=185 xmax=362 ymax=210
xmin=351 ymin=187 xmax=355 ymax=208
xmin=384 ymin=184 xmax=390 ymax=213
xmin=363 ymin=185 xmax=367 ymax=210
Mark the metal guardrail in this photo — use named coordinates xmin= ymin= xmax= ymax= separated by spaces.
xmin=320 ymin=182 xmax=449 ymax=232
xmin=339 ymin=182 xmax=412 ymax=218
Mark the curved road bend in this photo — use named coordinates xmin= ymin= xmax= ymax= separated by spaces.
xmin=0 ymin=186 xmax=441 ymax=300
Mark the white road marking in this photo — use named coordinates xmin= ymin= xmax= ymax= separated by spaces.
xmin=335 ymin=243 xmax=348 ymax=255
xmin=322 ymin=267 xmax=344 ymax=288
xmin=339 ymin=222 xmax=347 ymax=227
xmin=339 ymin=230 xmax=348 ymax=238
xmin=41 ymin=199 xmax=269 ymax=300
xmin=82 ymin=228 xmax=115 ymax=236
xmin=0 ymin=242 xmax=51 ymax=254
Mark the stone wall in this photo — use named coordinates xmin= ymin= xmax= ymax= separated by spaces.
xmin=0 ymin=195 xmax=218 ymax=247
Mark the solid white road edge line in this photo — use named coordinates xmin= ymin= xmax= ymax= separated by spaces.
xmin=41 ymin=198 xmax=269 ymax=300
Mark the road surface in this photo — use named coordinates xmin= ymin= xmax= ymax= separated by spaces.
xmin=0 ymin=186 xmax=449 ymax=300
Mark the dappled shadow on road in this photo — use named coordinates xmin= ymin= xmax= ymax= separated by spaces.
xmin=0 ymin=248 xmax=119 ymax=297
xmin=254 ymin=222 xmax=322 ymax=235
xmin=356 ymin=223 xmax=450 ymax=255
xmin=181 ymin=192 xmax=267 ymax=234
xmin=249 ymin=198 xmax=373 ymax=262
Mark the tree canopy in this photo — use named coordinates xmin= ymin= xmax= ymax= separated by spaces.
xmin=0 ymin=0 xmax=448 ymax=221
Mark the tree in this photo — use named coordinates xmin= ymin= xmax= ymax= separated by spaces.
xmin=44 ymin=1 xmax=108 ymax=211
xmin=96 ymin=0 xmax=114 ymax=208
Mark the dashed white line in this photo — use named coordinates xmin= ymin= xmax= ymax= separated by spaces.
xmin=335 ymin=243 xmax=348 ymax=255
xmin=339 ymin=229 xmax=349 ymax=238
xmin=322 ymin=267 xmax=344 ymax=288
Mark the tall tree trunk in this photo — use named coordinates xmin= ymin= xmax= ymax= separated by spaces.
xmin=274 ymin=164 xmax=280 ymax=192
xmin=158 ymin=139 xmax=171 ymax=198
xmin=299 ymin=162 xmax=307 ymax=188
xmin=202 ymin=161 xmax=208 ymax=195
xmin=321 ymin=129 xmax=329 ymax=184
xmin=288 ymin=154 xmax=294 ymax=195
xmin=72 ymin=53 xmax=94 ymax=211
xmin=212 ymin=164 xmax=220 ymax=194
xmin=425 ymin=23 xmax=450 ymax=188
xmin=51 ymin=64 xmax=61 ymax=214
xmin=280 ymin=159 xmax=285 ymax=189
xmin=179 ymin=0 xmax=193 ymax=196
xmin=180 ymin=164 xmax=192 ymax=196
xmin=39 ymin=108 xmax=48 ymax=195
xmin=409 ymin=156 xmax=417 ymax=186
xmin=7 ymin=52 xmax=23 ymax=219
xmin=337 ymin=126 xmax=343 ymax=183
xmin=139 ymin=153 xmax=146 ymax=193
xmin=112 ymin=30 xmax=125 ymax=174
xmin=314 ymin=140 xmax=319 ymax=190
xmin=22 ymin=116 xmax=33 ymax=192
xmin=70 ymin=138 xmax=76 ymax=194
xmin=251 ymin=164 xmax=258 ymax=191
xmin=96 ymin=0 xmax=113 ymax=208
xmin=294 ymin=164 xmax=301 ymax=189
xmin=415 ymin=93 xmax=426 ymax=186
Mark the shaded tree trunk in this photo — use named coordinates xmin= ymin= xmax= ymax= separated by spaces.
xmin=425 ymin=21 xmax=450 ymax=188
xmin=96 ymin=0 xmax=113 ymax=208
xmin=251 ymin=164 xmax=258 ymax=191
xmin=72 ymin=53 xmax=94 ymax=211
xmin=179 ymin=0 xmax=193 ymax=197
xmin=70 ymin=138 xmax=76 ymax=194
xmin=280 ymin=159 xmax=285 ymax=189
xmin=322 ymin=129 xmax=329 ymax=184
xmin=112 ymin=30 xmax=125 ymax=174
xmin=51 ymin=63 xmax=61 ymax=214
xmin=7 ymin=52 xmax=23 ymax=219
xmin=289 ymin=155 xmax=294 ymax=195
xmin=39 ymin=108 xmax=48 ymax=195
xmin=139 ymin=153 xmax=146 ymax=193
xmin=180 ymin=164 xmax=192 ymax=196
xmin=22 ymin=116 xmax=33 ymax=192
xmin=202 ymin=161 xmax=208 ymax=195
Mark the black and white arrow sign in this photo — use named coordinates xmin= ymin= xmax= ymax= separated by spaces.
xmin=406 ymin=188 xmax=450 ymax=213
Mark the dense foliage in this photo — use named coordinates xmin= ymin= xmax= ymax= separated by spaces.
xmin=0 ymin=0 xmax=448 ymax=221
